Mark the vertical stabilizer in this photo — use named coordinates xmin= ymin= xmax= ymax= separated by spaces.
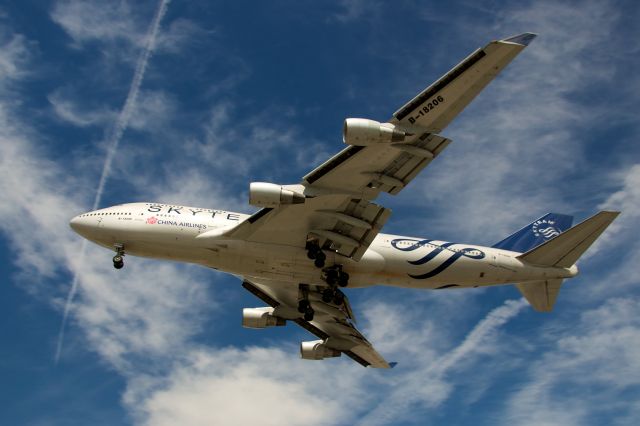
xmin=492 ymin=213 xmax=574 ymax=253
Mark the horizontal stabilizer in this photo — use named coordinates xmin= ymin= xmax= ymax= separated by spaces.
xmin=516 ymin=279 xmax=563 ymax=312
xmin=518 ymin=211 xmax=619 ymax=267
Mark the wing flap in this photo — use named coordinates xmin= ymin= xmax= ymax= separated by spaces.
xmin=302 ymin=132 xmax=451 ymax=199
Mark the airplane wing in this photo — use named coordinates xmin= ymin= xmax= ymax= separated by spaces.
xmin=242 ymin=278 xmax=393 ymax=368
xmin=225 ymin=33 xmax=536 ymax=260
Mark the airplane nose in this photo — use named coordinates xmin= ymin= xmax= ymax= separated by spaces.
xmin=69 ymin=215 xmax=81 ymax=232
xmin=69 ymin=214 xmax=91 ymax=236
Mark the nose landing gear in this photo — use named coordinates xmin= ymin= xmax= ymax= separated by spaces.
xmin=113 ymin=244 xmax=125 ymax=269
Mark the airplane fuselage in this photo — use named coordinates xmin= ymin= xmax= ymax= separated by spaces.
xmin=70 ymin=203 xmax=578 ymax=290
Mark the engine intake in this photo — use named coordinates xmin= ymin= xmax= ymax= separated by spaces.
xmin=242 ymin=307 xmax=286 ymax=328
xmin=249 ymin=182 xmax=305 ymax=208
xmin=300 ymin=339 xmax=341 ymax=360
xmin=343 ymin=118 xmax=407 ymax=146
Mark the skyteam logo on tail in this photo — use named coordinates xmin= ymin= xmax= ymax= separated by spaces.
xmin=532 ymin=219 xmax=560 ymax=239
xmin=391 ymin=239 xmax=485 ymax=280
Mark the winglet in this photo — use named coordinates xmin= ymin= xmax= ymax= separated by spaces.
xmin=389 ymin=362 xmax=398 ymax=369
xmin=502 ymin=32 xmax=537 ymax=46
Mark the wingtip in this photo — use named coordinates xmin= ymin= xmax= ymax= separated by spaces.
xmin=389 ymin=362 xmax=398 ymax=369
xmin=502 ymin=32 xmax=538 ymax=46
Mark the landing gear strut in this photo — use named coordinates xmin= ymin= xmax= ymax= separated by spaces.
xmin=306 ymin=240 xmax=326 ymax=268
xmin=113 ymin=244 xmax=125 ymax=269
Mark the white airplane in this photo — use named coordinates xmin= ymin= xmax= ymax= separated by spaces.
xmin=70 ymin=33 xmax=618 ymax=368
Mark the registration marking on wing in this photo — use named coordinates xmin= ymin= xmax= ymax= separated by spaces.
xmin=408 ymin=95 xmax=446 ymax=124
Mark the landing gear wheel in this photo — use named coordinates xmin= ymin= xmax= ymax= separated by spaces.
xmin=332 ymin=290 xmax=345 ymax=306
xmin=112 ymin=255 xmax=124 ymax=270
xmin=325 ymin=269 xmax=338 ymax=286
xmin=322 ymin=288 xmax=334 ymax=303
xmin=314 ymin=255 xmax=325 ymax=268
xmin=303 ymin=307 xmax=315 ymax=321
xmin=297 ymin=299 xmax=311 ymax=314
xmin=306 ymin=240 xmax=321 ymax=262
xmin=338 ymin=272 xmax=349 ymax=287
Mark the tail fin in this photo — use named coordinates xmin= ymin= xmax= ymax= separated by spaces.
xmin=492 ymin=213 xmax=574 ymax=253
xmin=515 ymin=211 xmax=619 ymax=312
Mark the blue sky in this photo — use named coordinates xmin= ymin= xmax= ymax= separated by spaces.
xmin=1 ymin=0 xmax=639 ymax=425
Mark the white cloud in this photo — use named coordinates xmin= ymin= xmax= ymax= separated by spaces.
xmin=51 ymin=1 xmax=143 ymax=47
xmin=502 ymin=297 xmax=640 ymax=426
xmin=48 ymin=89 xmax=116 ymax=127
xmin=127 ymin=347 xmax=369 ymax=426
xmin=0 ymin=33 xmax=31 ymax=83
xmin=357 ymin=298 xmax=528 ymax=426
xmin=51 ymin=0 xmax=203 ymax=55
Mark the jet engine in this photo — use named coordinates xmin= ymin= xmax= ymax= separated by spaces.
xmin=242 ymin=307 xmax=286 ymax=328
xmin=300 ymin=339 xmax=341 ymax=360
xmin=342 ymin=118 xmax=407 ymax=146
xmin=249 ymin=182 xmax=305 ymax=208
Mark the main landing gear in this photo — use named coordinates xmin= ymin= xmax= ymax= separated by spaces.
xmin=321 ymin=287 xmax=345 ymax=306
xmin=297 ymin=285 xmax=315 ymax=321
xmin=321 ymin=265 xmax=348 ymax=305
xmin=113 ymin=244 xmax=125 ymax=269
xmin=297 ymin=282 xmax=348 ymax=322
xmin=306 ymin=240 xmax=326 ymax=268
xmin=322 ymin=265 xmax=349 ymax=288
xmin=302 ymin=239 xmax=351 ymax=320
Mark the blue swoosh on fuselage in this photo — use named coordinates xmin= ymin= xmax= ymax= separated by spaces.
xmin=391 ymin=238 xmax=486 ymax=279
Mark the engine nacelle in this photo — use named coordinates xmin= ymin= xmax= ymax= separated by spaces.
xmin=242 ymin=307 xmax=286 ymax=329
xmin=300 ymin=339 xmax=341 ymax=360
xmin=342 ymin=118 xmax=407 ymax=146
xmin=249 ymin=182 xmax=305 ymax=208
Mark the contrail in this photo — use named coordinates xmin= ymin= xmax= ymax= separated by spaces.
xmin=55 ymin=0 xmax=170 ymax=363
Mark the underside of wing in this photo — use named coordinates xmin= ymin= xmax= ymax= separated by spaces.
xmin=227 ymin=34 xmax=536 ymax=262
xmin=242 ymin=278 xmax=393 ymax=368
xmin=230 ymin=195 xmax=391 ymax=260
xmin=392 ymin=33 xmax=536 ymax=131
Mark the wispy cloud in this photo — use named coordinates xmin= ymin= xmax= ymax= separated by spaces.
xmin=389 ymin=1 xmax=623 ymax=243
xmin=502 ymin=297 xmax=640 ymax=426
xmin=357 ymin=298 xmax=528 ymax=426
